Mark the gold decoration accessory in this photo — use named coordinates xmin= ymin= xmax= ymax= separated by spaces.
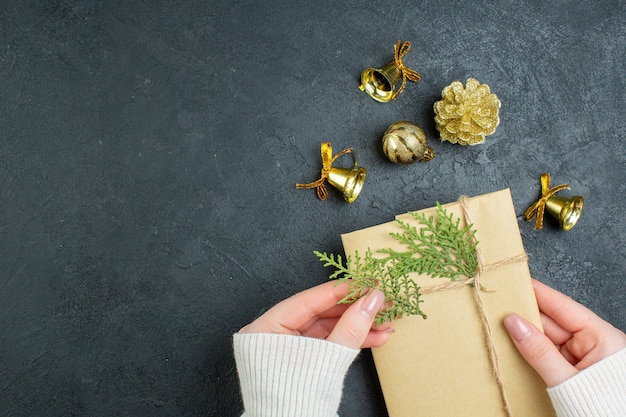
xmin=296 ymin=142 xmax=367 ymax=203
xmin=382 ymin=121 xmax=435 ymax=164
xmin=359 ymin=40 xmax=421 ymax=102
xmin=524 ymin=173 xmax=584 ymax=231
xmin=433 ymin=78 xmax=501 ymax=146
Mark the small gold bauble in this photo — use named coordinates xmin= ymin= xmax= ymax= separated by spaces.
xmin=382 ymin=121 xmax=435 ymax=164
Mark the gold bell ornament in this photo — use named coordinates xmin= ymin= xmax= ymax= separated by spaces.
xmin=359 ymin=40 xmax=421 ymax=102
xmin=382 ymin=121 xmax=435 ymax=164
xmin=524 ymin=173 xmax=584 ymax=231
xmin=296 ymin=142 xmax=366 ymax=203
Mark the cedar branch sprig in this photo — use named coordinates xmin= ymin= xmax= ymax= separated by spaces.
xmin=315 ymin=203 xmax=478 ymax=325
xmin=381 ymin=203 xmax=478 ymax=281
xmin=314 ymin=249 xmax=423 ymax=325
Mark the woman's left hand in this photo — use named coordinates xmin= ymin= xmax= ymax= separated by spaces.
xmin=239 ymin=281 xmax=392 ymax=349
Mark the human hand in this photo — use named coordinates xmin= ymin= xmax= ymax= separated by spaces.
xmin=504 ymin=279 xmax=626 ymax=387
xmin=239 ymin=281 xmax=392 ymax=350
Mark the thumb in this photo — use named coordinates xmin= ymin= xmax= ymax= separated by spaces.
xmin=326 ymin=289 xmax=385 ymax=349
xmin=504 ymin=313 xmax=578 ymax=387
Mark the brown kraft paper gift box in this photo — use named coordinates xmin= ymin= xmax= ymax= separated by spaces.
xmin=341 ymin=189 xmax=556 ymax=417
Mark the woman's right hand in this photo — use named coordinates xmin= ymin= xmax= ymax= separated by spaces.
xmin=504 ymin=279 xmax=626 ymax=387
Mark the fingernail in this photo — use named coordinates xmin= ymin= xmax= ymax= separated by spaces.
xmin=504 ymin=313 xmax=531 ymax=342
xmin=362 ymin=290 xmax=385 ymax=317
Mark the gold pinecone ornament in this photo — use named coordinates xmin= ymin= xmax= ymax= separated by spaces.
xmin=433 ymin=78 xmax=501 ymax=146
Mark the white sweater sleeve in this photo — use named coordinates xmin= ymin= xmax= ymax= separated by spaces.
xmin=547 ymin=348 xmax=626 ymax=417
xmin=233 ymin=333 xmax=360 ymax=417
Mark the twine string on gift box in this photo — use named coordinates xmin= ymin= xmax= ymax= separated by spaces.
xmin=419 ymin=196 xmax=529 ymax=417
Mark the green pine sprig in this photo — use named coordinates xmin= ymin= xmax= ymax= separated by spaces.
xmin=315 ymin=203 xmax=478 ymax=325
xmin=381 ymin=203 xmax=478 ymax=281
xmin=314 ymin=249 xmax=424 ymax=325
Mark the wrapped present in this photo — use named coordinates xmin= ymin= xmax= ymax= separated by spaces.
xmin=341 ymin=189 xmax=555 ymax=417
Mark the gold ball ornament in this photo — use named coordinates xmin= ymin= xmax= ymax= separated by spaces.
xmin=382 ymin=121 xmax=435 ymax=164
xmin=433 ymin=78 xmax=501 ymax=146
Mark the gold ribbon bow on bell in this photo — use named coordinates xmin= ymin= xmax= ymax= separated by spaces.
xmin=296 ymin=142 xmax=367 ymax=203
xmin=359 ymin=40 xmax=421 ymax=102
xmin=391 ymin=40 xmax=421 ymax=100
xmin=524 ymin=173 xmax=584 ymax=231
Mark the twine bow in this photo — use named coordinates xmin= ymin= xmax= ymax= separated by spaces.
xmin=419 ymin=196 xmax=525 ymax=417
xmin=295 ymin=142 xmax=354 ymax=200
xmin=391 ymin=40 xmax=421 ymax=100
xmin=524 ymin=173 xmax=570 ymax=230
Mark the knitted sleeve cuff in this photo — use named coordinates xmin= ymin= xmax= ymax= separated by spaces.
xmin=547 ymin=348 xmax=626 ymax=417
xmin=233 ymin=332 xmax=360 ymax=417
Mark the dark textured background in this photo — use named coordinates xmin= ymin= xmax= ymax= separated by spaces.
xmin=1 ymin=1 xmax=624 ymax=416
